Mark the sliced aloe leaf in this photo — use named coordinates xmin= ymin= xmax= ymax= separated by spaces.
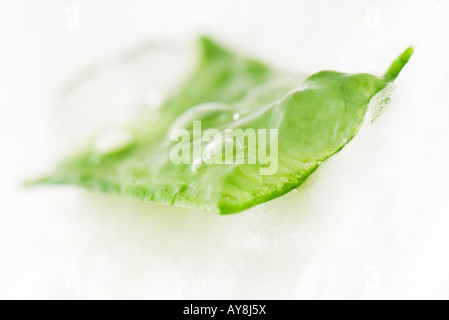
xmin=30 ymin=38 xmax=413 ymax=214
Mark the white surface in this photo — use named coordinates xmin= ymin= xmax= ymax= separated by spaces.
xmin=1 ymin=0 xmax=449 ymax=299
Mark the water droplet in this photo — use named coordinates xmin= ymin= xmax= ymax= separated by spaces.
xmin=93 ymin=127 xmax=134 ymax=155
xmin=190 ymin=158 xmax=203 ymax=173
xmin=202 ymin=135 xmax=243 ymax=164
xmin=233 ymin=112 xmax=240 ymax=121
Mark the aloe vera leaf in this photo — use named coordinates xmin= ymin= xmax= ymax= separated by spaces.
xmin=30 ymin=39 xmax=413 ymax=214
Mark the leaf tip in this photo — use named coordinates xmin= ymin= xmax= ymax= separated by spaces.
xmin=384 ymin=46 xmax=414 ymax=82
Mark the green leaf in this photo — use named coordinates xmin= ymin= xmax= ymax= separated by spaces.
xmin=30 ymin=38 xmax=413 ymax=214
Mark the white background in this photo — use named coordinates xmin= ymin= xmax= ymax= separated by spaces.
xmin=1 ymin=0 xmax=449 ymax=299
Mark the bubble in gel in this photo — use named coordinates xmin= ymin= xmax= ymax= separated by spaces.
xmin=233 ymin=112 xmax=241 ymax=121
